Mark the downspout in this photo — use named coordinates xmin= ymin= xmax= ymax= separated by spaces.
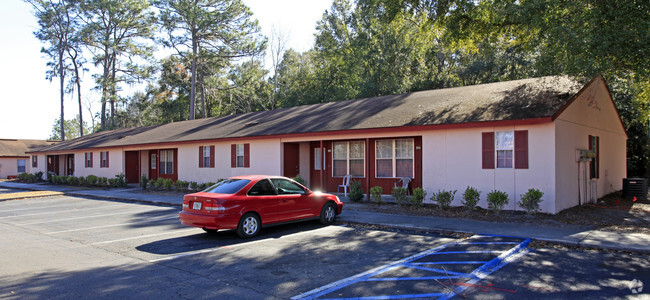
xmin=320 ymin=140 xmax=324 ymax=192
xmin=366 ymin=138 xmax=370 ymax=201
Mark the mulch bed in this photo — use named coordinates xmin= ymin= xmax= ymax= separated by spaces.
xmin=346 ymin=192 xmax=650 ymax=235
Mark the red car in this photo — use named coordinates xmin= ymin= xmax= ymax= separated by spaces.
xmin=179 ymin=175 xmax=343 ymax=238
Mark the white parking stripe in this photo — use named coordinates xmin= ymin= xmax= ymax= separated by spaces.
xmin=0 ymin=202 xmax=87 ymax=213
xmin=16 ymin=209 xmax=172 ymax=226
xmin=0 ymin=204 xmax=124 ymax=219
xmin=149 ymin=225 xmax=350 ymax=263
xmin=46 ymin=215 xmax=179 ymax=234
xmin=89 ymin=228 xmax=197 ymax=245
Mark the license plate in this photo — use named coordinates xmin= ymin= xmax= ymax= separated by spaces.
xmin=192 ymin=202 xmax=202 ymax=210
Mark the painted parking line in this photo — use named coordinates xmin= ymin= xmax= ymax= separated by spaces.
xmin=89 ymin=228 xmax=203 ymax=245
xmin=0 ymin=204 xmax=125 ymax=219
xmin=46 ymin=215 xmax=179 ymax=234
xmin=0 ymin=201 xmax=93 ymax=213
xmin=292 ymin=234 xmax=531 ymax=300
xmin=15 ymin=208 xmax=172 ymax=226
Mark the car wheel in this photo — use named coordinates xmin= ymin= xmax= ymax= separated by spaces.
xmin=237 ymin=213 xmax=260 ymax=238
xmin=202 ymin=228 xmax=218 ymax=234
xmin=320 ymin=202 xmax=337 ymax=225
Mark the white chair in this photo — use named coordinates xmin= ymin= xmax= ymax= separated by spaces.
xmin=394 ymin=177 xmax=412 ymax=194
xmin=338 ymin=174 xmax=352 ymax=197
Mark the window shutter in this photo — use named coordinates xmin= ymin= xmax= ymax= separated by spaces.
xmin=198 ymin=146 xmax=204 ymax=168
xmin=106 ymin=152 xmax=109 ymax=168
xmin=231 ymin=144 xmax=236 ymax=168
xmin=244 ymin=143 xmax=250 ymax=168
xmin=210 ymin=146 xmax=215 ymax=168
xmin=482 ymin=132 xmax=495 ymax=169
xmin=90 ymin=152 xmax=93 ymax=168
xmin=514 ymin=130 xmax=529 ymax=169
xmin=589 ymin=135 xmax=595 ymax=179
xmin=595 ymin=136 xmax=600 ymax=178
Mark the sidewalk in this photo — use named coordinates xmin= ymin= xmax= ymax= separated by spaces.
xmin=1 ymin=181 xmax=649 ymax=253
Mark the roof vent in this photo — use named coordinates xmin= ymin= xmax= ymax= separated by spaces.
xmin=244 ymin=121 xmax=259 ymax=127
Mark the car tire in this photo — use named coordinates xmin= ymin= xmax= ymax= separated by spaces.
xmin=320 ymin=202 xmax=337 ymax=225
xmin=202 ymin=228 xmax=218 ymax=234
xmin=236 ymin=213 xmax=260 ymax=238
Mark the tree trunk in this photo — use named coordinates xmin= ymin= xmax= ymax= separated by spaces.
xmin=59 ymin=48 xmax=65 ymax=141
xmin=200 ymin=73 xmax=206 ymax=118
xmin=110 ymin=51 xmax=116 ymax=128
xmin=70 ymin=48 xmax=83 ymax=137
xmin=189 ymin=30 xmax=198 ymax=120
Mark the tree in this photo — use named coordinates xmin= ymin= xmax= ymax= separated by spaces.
xmin=157 ymin=0 xmax=266 ymax=120
xmin=80 ymin=0 xmax=155 ymax=131
xmin=49 ymin=115 xmax=90 ymax=140
xmin=28 ymin=0 xmax=77 ymax=141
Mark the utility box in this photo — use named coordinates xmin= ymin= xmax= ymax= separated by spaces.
xmin=622 ymin=178 xmax=648 ymax=200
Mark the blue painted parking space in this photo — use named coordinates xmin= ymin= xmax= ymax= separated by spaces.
xmin=293 ymin=234 xmax=531 ymax=300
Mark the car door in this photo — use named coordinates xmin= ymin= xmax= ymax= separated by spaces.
xmin=245 ymin=179 xmax=281 ymax=224
xmin=272 ymin=178 xmax=319 ymax=221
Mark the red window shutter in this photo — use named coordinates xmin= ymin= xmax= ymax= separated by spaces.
xmin=198 ymin=146 xmax=204 ymax=168
xmin=244 ymin=143 xmax=250 ymax=168
xmin=482 ymin=132 xmax=495 ymax=169
xmin=231 ymin=144 xmax=236 ymax=168
xmin=589 ymin=135 xmax=595 ymax=179
xmin=210 ymin=146 xmax=215 ymax=168
xmin=90 ymin=152 xmax=93 ymax=168
xmin=106 ymin=151 xmax=109 ymax=168
xmin=514 ymin=130 xmax=529 ymax=169
xmin=595 ymin=136 xmax=600 ymax=178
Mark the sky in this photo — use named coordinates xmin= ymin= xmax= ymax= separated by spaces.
xmin=0 ymin=0 xmax=333 ymax=140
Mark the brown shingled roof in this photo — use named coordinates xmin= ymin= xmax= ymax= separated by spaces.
xmin=34 ymin=76 xmax=582 ymax=152
xmin=0 ymin=139 xmax=59 ymax=156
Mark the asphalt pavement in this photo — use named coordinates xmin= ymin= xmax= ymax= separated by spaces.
xmin=1 ymin=180 xmax=649 ymax=254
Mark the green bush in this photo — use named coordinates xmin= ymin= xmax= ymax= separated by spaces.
xmin=77 ymin=176 xmax=86 ymax=186
xmin=66 ymin=176 xmax=77 ymax=185
xmin=487 ymin=190 xmax=509 ymax=214
xmin=200 ymin=182 xmax=214 ymax=190
xmin=292 ymin=174 xmax=306 ymax=186
xmin=115 ymin=173 xmax=127 ymax=187
xmin=163 ymin=178 xmax=173 ymax=190
xmin=519 ymin=188 xmax=544 ymax=214
xmin=392 ymin=187 xmax=408 ymax=205
xmin=140 ymin=175 xmax=149 ymax=189
xmin=46 ymin=171 xmax=54 ymax=183
xmin=98 ymin=177 xmax=108 ymax=186
xmin=86 ymin=175 xmax=98 ymax=186
xmin=410 ymin=188 xmax=427 ymax=207
xmin=108 ymin=178 xmax=118 ymax=187
xmin=462 ymin=186 xmax=481 ymax=210
xmin=370 ymin=186 xmax=383 ymax=204
xmin=432 ymin=189 xmax=457 ymax=209
xmin=349 ymin=180 xmax=364 ymax=202
xmin=34 ymin=171 xmax=43 ymax=182
xmin=190 ymin=181 xmax=199 ymax=191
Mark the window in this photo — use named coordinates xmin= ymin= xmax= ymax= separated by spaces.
xmin=314 ymin=148 xmax=322 ymax=170
xmin=271 ymin=178 xmax=306 ymax=194
xmin=231 ymin=143 xmax=250 ymax=168
xmin=151 ymin=154 xmax=157 ymax=170
xmin=17 ymin=159 xmax=26 ymax=173
xmin=482 ymin=130 xmax=528 ymax=169
xmin=333 ymin=141 xmax=365 ymax=177
xmin=247 ymin=179 xmax=277 ymax=196
xmin=376 ymin=138 xmax=414 ymax=178
xmin=199 ymin=146 xmax=214 ymax=168
xmin=84 ymin=152 xmax=93 ymax=168
xmin=495 ymin=132 xmax=514 ymax=168
xmin=203 ymin=179 xmax=250 ymax=194
xmin=589 ymin=135 xmax=599 ymax=179
xmin=160 ymin=150 xmax=174 ymax=174
xmin=100 ymin=151 xmax=109 ymax=168
xmin=31 ymin=156 xmax=37 ymax=168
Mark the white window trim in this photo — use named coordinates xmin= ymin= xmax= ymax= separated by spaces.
xmin=375 ymin=138 xmax=414 ymax=178
xmin=332 ymin=141 xmax=365 ymax=178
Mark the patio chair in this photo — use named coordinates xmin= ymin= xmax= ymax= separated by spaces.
xmin=394 ymin=177 xmax=412 ymax=194
xmin=338 ymin=174 xmax=352 ymax=197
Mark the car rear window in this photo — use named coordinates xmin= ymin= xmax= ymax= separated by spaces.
xmin=202 ymin=179 xmax=251 ymax=194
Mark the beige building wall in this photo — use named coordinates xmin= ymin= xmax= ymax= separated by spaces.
xmin=554 ymin=77 xmax=627 ymax=213
xmin=0 ymin=157 xmax=30 ymax=178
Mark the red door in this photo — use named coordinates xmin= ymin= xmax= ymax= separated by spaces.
xmin=309 ymin=142 xmax=325 ymax=191
xmin=149 ymin=150 xmax=158 ymax=181
xmin=125 ymin=151 xmax=139 ymax=184
xmin=66 ymin=154 xmax=74 ymax=176
xmin=283 ymin=143 xmax=300 ymax=178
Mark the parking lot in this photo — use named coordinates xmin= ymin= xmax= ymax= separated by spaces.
xmin=1 ymin=194 xmax=648 ymax=299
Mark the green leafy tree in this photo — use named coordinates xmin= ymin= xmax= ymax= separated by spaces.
xmin=157 ymin=0 xmax=266 ymax=120
xmin=49 ymin=115 xmax=90 ymax=141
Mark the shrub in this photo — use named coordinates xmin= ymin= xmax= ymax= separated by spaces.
xmin=487 ymin=190 xmax=509 ymax=214
xmin=462 ymin=186 xmax=481 ymax=210
xmin=77 ymin=176 xmax=86 ymax=186
xmin=292 ymin=174 xmax=306 ymax=186
xmin=519 ymin=188 xmax=544 ymax=215
xmin=410 ymin=188 xmax=427 ymax=207
xmin=200 ymin=182 xmax=214 ymax=190
xmin=432 ymin=189 xmax=457 ymax=209
xmin=140 ymin=175 xmax=149 ymax=189
xmin=47 ymin=171 xmax=54 ymax=183
xmin=392 ymin=187 xmax=408 ymax=205
xmin=86 ymin=175 xmax=98 ymax=186
xmin=115 ymin=173 xmax=127 ymax=187
xmin=349 ymin=180 xmax=364 ymax=202
xmin=34 ymin=171 xmax=43 ymax=182
xmin=66 ymin=176 xmax=77 ymax=185
xmin=174 ymin=180 xmax=188 ymax=192
xmin=163 ymin=178 xmax=173 ymax=190
xmin=108 ymin=178 xmax=118 ymax=187
xmin=190 ymin=181 xmax=199 ymax=191
xmin=98 ymin=177 xmax=108 ymax=186
xmin=370 ymin=186 xmax=383 ymax=204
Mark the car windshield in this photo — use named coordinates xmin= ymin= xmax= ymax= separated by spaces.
xmin=202 ymin=179 xmax=251 ymax=194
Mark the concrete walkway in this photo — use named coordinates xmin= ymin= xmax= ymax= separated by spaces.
xmin=1 ymin=181 xmax=649 ymax=253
